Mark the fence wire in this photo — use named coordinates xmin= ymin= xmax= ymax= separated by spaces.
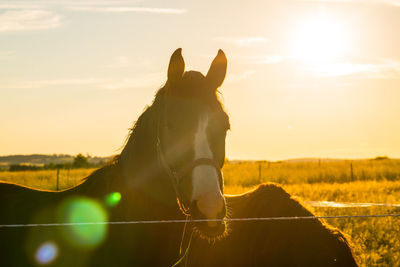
xmin=0 ymin=213 xmax=399 ymax=228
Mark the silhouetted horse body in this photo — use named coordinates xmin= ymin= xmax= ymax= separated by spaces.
xmin=0 ymin=49 xmax=358 ymax=266
xmin=189 ymin=184 xmax=358 ymax=266
xmin=0 ymin=165 xmax=184 ymax=266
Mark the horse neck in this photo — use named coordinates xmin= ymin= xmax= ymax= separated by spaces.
xmin=117 ymin=104 xmax=179 ymax=214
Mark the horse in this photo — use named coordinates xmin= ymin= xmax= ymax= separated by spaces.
xmin=0 ymin=48 xmax=359 ymax=266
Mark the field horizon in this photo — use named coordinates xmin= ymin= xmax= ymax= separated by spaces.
xmin=1 ymin=153 xmax=397 ymax=167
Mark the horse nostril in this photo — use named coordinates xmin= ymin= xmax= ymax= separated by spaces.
xmin=189 ymin=201 xmax=200 ymax=218
xmin=217 ymin=205 xmax=226 ymax=219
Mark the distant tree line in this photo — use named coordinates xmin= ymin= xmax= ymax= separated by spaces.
xmin=8 ymin=154 xmax=106 ymax=172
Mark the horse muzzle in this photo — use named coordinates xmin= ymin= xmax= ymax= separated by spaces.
xmin=190 ymin=193 xmax=227 ymax=237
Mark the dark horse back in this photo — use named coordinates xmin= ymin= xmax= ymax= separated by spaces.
xmin=188 ymin=183 xmax=359 ymax=266
xmin=0 ymin=169 xmax=184 ymax=267
xmin=0 ymin=166 xmax=109 ymax=266
xmin=0 ymin=180 xmax=100 ymax=266
xmin=0 ymin=182 xmax=63 ymax=266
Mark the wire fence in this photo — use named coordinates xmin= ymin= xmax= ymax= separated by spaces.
xmin=304 ymin=200 xmax=400 ymax=208
xmin=0 ymin=197 xmax=399 ymax=229
xmin=0 ymin=213 xmax=399 ymax=229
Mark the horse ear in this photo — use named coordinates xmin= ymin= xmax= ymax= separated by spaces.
xmin=206 ymin=49 xmax=227 ymax=90
xmin=167 ymin=48 xmax=185 ymax=84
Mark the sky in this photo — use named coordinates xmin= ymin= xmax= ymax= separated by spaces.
xmin=1 ymin=0 xmax=400 ymax=160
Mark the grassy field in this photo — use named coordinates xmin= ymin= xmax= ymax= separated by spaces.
xmin=0 ymin=168 xmax=96 ymax=191
xmin=1 ymin=159 xmax=399 ymax=266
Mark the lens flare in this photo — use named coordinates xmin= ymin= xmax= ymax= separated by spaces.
xmin=58 ymin=197 xmax=108 ymax=248
xmin=105 ymin=192 xmax=121 ymax=207
xmin=35 ymin=242 xmax=58 ymax=265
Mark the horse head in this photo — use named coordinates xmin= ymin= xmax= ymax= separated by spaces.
xmin=158 ymin=48 xmax=229 ymax=237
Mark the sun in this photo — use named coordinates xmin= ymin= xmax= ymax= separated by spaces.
xmin=291 ymin=14 xmax=349 ymax=63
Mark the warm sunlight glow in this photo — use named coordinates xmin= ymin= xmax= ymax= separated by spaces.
xmin=291 ymin=15 xmax=349 ymax=63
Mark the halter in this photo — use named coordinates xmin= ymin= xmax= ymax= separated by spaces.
xmin=156 ymin=110 xmax=223 ymax=216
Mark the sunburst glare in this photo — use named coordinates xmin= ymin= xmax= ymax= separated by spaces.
xmin=291 ymin=14 xmax=350 ymax=64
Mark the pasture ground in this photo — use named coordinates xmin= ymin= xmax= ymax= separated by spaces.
xmin=1 ymin=159 xmax=399 ymax=266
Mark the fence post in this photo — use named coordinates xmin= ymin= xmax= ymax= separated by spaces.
xmin=350 ymin=162 xmax=354 ymax=181
xmin=56 ymin=168 xmax=60 ymax=191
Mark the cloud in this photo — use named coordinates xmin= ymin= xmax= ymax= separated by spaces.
xmin=299 ymin=0 xmax=400 ymax=7
xmin=100 ymin=73 xmax=163 ymax=90
xmin=304 ymin=60 xmax=400 ymax=78
xmin=226 ymin=70 xmax=257 ymax=83
xmin=306 ymin=62 xmax=378 ymax=77
xmin=215 ymin=37 xmax=267 ymax=47
xmin=227 ymin=54 xmax=290 ymax=65
xmin=254 ymin=54 xmax=290 ymax=64
xmin=235 ymin=49 xmax=400 ymax=78
xmin=0 ymin=50 xmax=14 ymax=57
xmin=0 ymin=3 xmax=42 ymax=9
xmin=102 ymin=56 xmax=132 ymax=69
xmin=0 ymin=74 xmax=164 ymax=90
xmin=0 ymin=2 xmax=185 ymax=33
xmin=67 ymin=6 xmax=187 ymax=14
xmin=234 ymin=50 xmax=400 ymax=79
xmin=0 ymin=2 xmax=187 ymax=15
xmin=0 ymin=10 xmax=62 ymax=32
xmin=383 ymin=0 xmax=400 ymax=6
xmin=0 ymin=78 xmax=108 ymax=89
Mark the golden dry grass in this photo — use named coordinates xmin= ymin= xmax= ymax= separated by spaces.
xmin=0 ymin=168 xmax=96 ymax=190
xmin=223 ymin=159 xmax=400 ymax=186
xmin=1 ymin=159 xmax=399 ymax=266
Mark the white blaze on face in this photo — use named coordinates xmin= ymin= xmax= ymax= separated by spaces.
xmin=192 ymin=113 xmax=224 ymax=224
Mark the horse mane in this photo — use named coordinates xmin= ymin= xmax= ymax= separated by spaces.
xmin=76 ymin=98 xmax=162 ymax=198
xmin=115 ymin=86 xmax=166 ymax=186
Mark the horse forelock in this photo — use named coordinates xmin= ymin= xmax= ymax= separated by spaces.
xmin=182 ymin=71 xmax=206 ymax=85
xmin=163 ymin=71 xmax=213 ymax=99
